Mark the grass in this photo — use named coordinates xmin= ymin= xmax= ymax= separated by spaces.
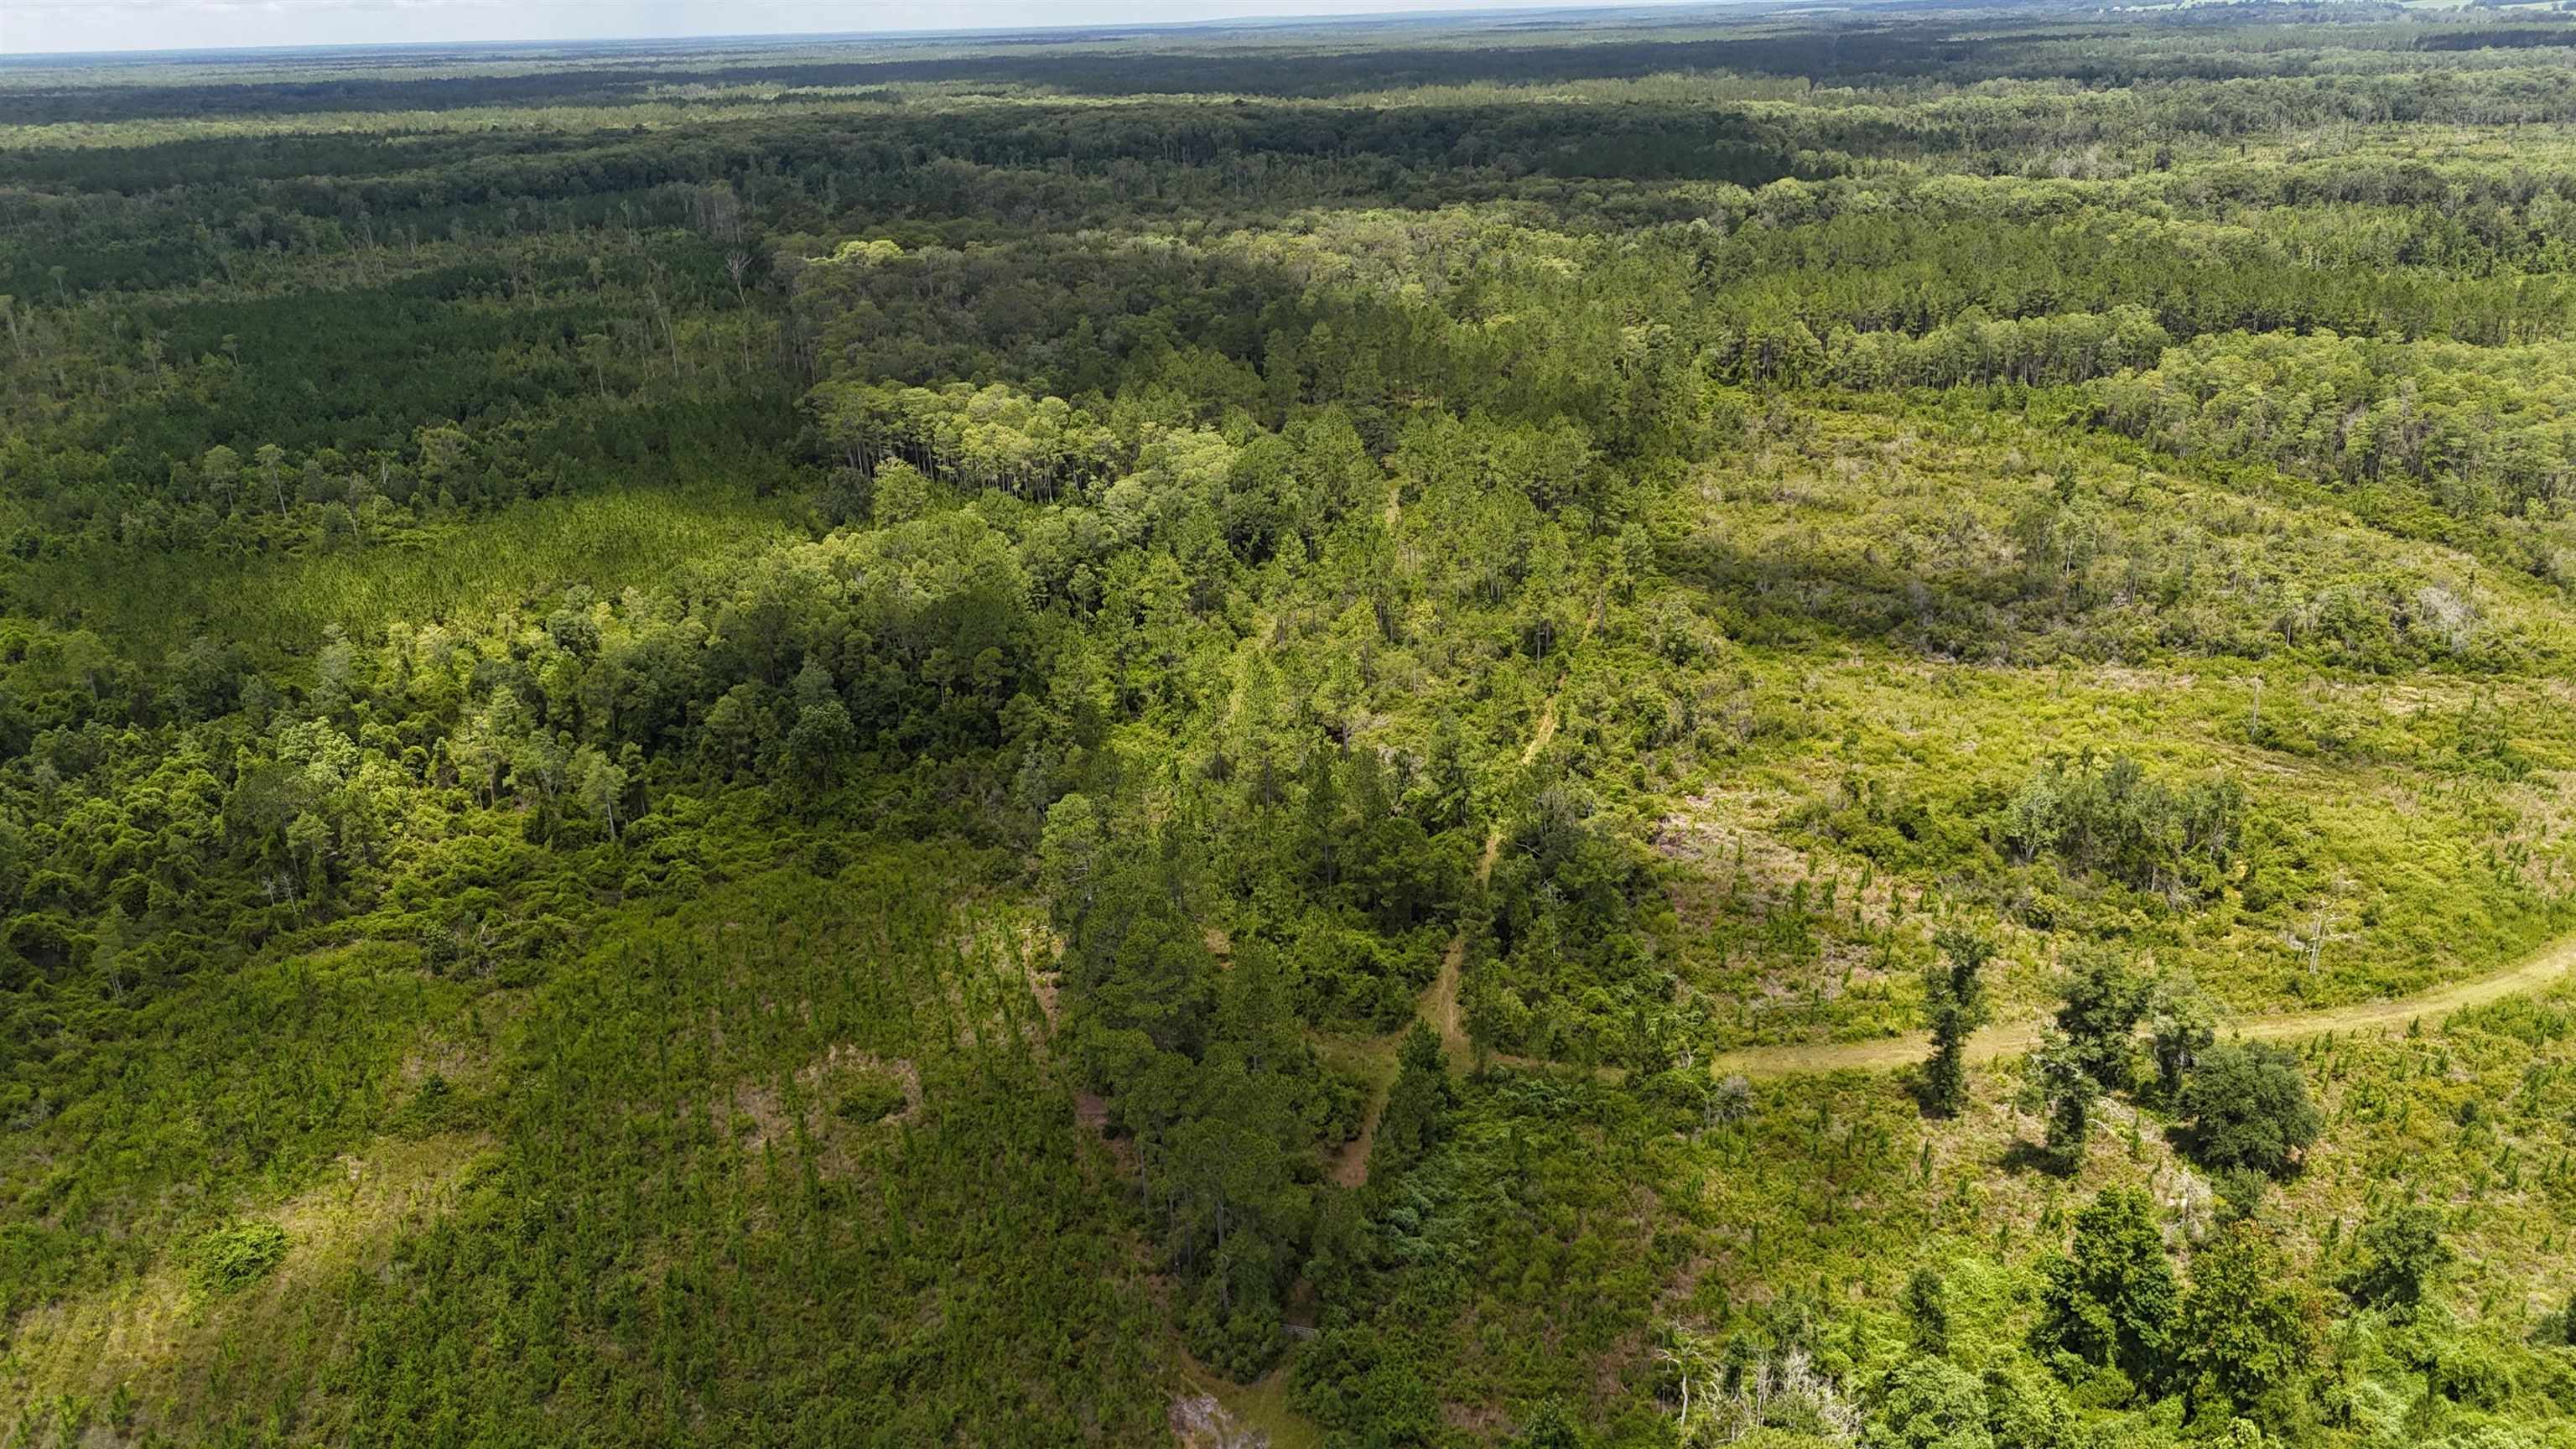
xmin=1182 ymin=1358 xmax=1327 ymax=1449
xmin=4 ymin=1130 xmax=495 ymax=1440
xmin=1589 ymin=403 xmax=2576 ymax=1052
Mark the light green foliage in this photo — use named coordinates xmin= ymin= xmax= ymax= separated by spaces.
xmin=1866 ymin=1357 xmax=1991 ymax=1449
xmin=190 ymin=1222 xmax=288 ymax=1296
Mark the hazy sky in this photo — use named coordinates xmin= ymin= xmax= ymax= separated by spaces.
xmin=6 ymin=0 xmax=1597 ymax=56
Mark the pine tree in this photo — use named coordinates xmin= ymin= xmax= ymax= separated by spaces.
xmin=1368 ymin=1021 xmax=1452 ymax=1183
xmin=1903 ymin=1265 xmax=1950 ymax=1356
xmin=1919 ymin=927 xmax=1994 ymax=1117
xmin=2028 ymin=1028 xmax=2095 ymax=1176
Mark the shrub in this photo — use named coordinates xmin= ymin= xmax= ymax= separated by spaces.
xmin=835 ymin=1072 xmax=909 ymax=1123
xmin=2340 ymin=1203 xmax=2452 ymax=1318
xmin=191 ymin=1222 xmax=289 ymax=1295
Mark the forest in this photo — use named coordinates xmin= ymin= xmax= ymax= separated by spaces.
xmin=5 ymin=2 xmax=2576 ymax=1445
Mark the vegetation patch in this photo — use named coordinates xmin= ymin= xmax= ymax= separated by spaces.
xmin=188 ymin=1222 xmax=288 ymax=1296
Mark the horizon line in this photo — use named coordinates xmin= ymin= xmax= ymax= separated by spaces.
xmin=0 ymin=0 xmax=1764 ymax=63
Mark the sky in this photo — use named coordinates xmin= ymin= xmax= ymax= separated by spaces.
xmin=3 ymin=0 xmax=1617 ymax=56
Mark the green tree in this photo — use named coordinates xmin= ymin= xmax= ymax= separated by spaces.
xmin=1418 ymin=711 xmax=1475 ymax=834
xmin=2033 ymin=1187 xmax=2177 ymax=1396
xmin=1867 ymin=1358 xmax=1992 ymax=1449
xmin=871 ymin=459 xmax=934 ymax=525
xmin=91 ymin=902 xmax=133 ymax=1000
xmin=1041 ymin=793 xmax=1109 ymax=933
xmin=1368 ymin=1021 xmax=1451 ymax=1183
xmin=2339 ymin=1202 xmax=2451 ymax=1319
xmin=200 ymin=443 xmax=242 ymax=510
xmin=1919 ymin=927 xmax=1993 ymax=1117
xmin=1067 ymin=856 xmax=1216 ymax=1067
xmin=2179 ymin=1222 xmax=2320 ymax=1429
xmin=1901 ymin=1266 xmax=1950 ymax=1357
xmin=787 ymin=699 xmax=858 ymax=787
xmin=2179 ymin=1041 xmax=2320 ymax=1178
xmin=254 ymin=442 xmax=288 ymax=517
xmin=1170 ymin=1034 xmax=1309 ymax=1379
xmin=574 ymin=747 xmax=627 ymax=841
xmin=2146 ymin=969 xmax=2217 ymax=1100
xmin=2054 ymin=948 xmax=2148 ymax=1092
xmin=2026 ymin=1028 xmax=2095 ymax=1176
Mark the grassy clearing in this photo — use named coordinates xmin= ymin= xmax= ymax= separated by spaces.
xmin=4 ymin=1131 xmax=494 ymax=1439
xmin=1597 ymin=405 xmax=2576 ymax=1053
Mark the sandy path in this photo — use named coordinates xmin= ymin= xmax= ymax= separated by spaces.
xmin=1706 ymin=930 xmax=2576 ymax=1080
xmin=1419 ymin=688 xmax=1562 ymax=1064
xmin=1332 ymin=674 xmax=1576 ymax=1184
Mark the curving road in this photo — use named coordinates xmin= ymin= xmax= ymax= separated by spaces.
xmin=1707 ymin=929 xmax=2576 ymax=1079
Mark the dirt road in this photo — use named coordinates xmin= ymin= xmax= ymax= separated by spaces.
xmin=1707 ymin=930 xmax=2576 ymax=1079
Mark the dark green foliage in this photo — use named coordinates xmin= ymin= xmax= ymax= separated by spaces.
xmin=2340 ymin=1203 xmax=2453 ymax=1319
xmin=2054 ymin=949 xmax=2150 ymax=1093
xmin=1483 ymin=782 xmax=1660 ymax=1069
xmin=1368 ymin=1021 xmax=1452 ymax=1185
xmin=2024 ymin=1028 xmax=2096 ymax=1176
xmin=1902 ymin=1266 xmax=1950 ymax=1357
xmin=2213 ymin=1168 xmax=2269 ymax=1226
xmin=2181 ymin=1041 xmax=2324 ymax=1179
xmin=1919 ymin=928 xmax=1994 ymax=1118
xmin=1997 ymin=754 xmax=2248 ymax=901
xmin=833 ymin=1073 xmax=907 ymax=1124
xmin=2179 ymin=1222 xmax=2322 ymax=1430
xmin=2146 ymin=974 xmax=2219 ymax=1103
xmin=2033 ymin=1188 xmax=2178 ymax=1397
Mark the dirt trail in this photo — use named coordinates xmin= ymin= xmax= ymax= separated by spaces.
xmin=1420 ymin=689 xmax=1560 ymax=1065
xmin=1325 ymin=586 xmax=1611 ymax=1186
xmin=1421 ymin=938 xmax=1474 ymax=1067
xmin=1707 ymin=931 xmax=2576 ymax=1080
xmin=1330 ymin=683 xmax=1572 ymax=1184
xmin=1518 ymin=693 xmax=1561 ymax=768
xmin=1327 ymin=1103 xmax=1380 ymax=1188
